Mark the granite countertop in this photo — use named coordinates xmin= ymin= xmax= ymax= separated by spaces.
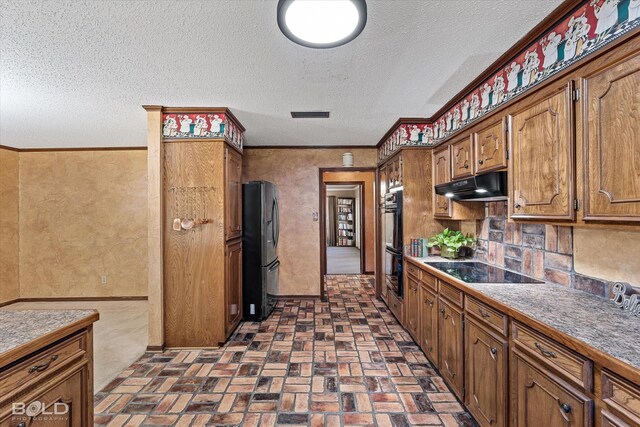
xmin=407 ymin=255 xmax=640 ymax=374
xmin=0 ymin=309 xmax=98 ymax=365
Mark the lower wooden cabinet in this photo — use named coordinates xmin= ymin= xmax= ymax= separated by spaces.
xmin=420 ymin=284 xmax=438 ymax=363
xmin=465 ymin=317 xmax=508 ymax=427
xmin=438 ymin=297 xmax=464 ymax=399
xmin=405 ymin=276 xmax=420 ymax=341
xmin=512 ymin=349 xmax=593 ymax=427
xmin=225 ymin=239 xmax=243 ymax=336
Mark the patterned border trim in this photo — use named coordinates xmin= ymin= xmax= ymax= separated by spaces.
xmin=162 ymin=113 xmax=244 ymax=151
xmin=378 ymin=0 xmax=640 ymax=162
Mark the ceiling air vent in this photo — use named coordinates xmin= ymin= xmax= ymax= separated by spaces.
xmin=291 ymin=111 xmax=330 ymax=118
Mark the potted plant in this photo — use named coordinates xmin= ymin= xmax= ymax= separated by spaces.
xmin=427 ymin=228 xmax=477 ymax=259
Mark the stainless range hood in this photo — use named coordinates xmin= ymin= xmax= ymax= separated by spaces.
xmin=435 ymin=171 xmax=507 ymax=202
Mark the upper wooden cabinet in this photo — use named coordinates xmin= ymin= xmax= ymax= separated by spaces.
xmin=433 ymin=145 xmax=451 ymax=217
xmin=387 ymin=154 xmax=403 ymax=190
xmin=451 ymin=134 xmax=474 ymax=179
xmin=225 ymin=147 xmax=243 ymax=241
xmin=509 ymin=82 xmax=575 ymax=220
xmin=582 ymin=51 xmax=640 ymax=222
xmin=379 ymin=164 xmax=388 ymax=204
xmin=474 ymin=118 xmax=508 ymax=174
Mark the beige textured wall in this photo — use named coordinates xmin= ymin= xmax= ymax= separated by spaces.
xmin=0 ymin=148 xmax=20 ymax=304
xmin=243 ymin=148 xmax=377 ymax=295
xmin=19 ymin=150 xmax=148 ymax=298
xmin=574 ymin=228 xmax=640 ymax=287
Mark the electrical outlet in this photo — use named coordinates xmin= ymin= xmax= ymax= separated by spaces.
xmin=101 ymin=275 xmax=108 ymax=285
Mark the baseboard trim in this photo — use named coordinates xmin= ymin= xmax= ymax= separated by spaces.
xmin=364 ymin=270 xmax=374 ymax=275
xmin=278 ymin=294 xmax=321 ymax=299
xmin=9 ymin=296 xmax=148 ymax=303
xmin=0 ymin=299 xmax=20 ymax=308
xmin=146 ymin=345 xmax=165 ymax=352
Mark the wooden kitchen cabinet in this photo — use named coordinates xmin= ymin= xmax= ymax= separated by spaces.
xmin=433 ymin=145 xmax=452 ymax=217
xmin=420 ymin=284 xmax=438 ymax=364
xmin=512 ymin=349 xmax=593 ymax=427
xmin=405 ymin=276 xmax=421 ymax=341
xmin=581 ymin=51 xmax=640 ymax=222
xmin=225 ymin=147 xmax=243 ymax=241
xmin=509 ymin=81 xmax=575 ymax=221
xmin=474 ymin=118 xmax=508 ymax=174
xmin=379 ymin=164 xmax=388 ymax=204
xmin=225 ymin=239 xmax=243 ymax=336
xmin=451 ymin=133 xmax=474 ymax=179
xmin=465 ymin=317 xmax=508 ymax=427
xmin=439 ymin=296 xmax=465 ymax=399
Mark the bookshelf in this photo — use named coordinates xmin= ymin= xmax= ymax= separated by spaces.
xmin=337 ymin=197 xmax=355 ymax=247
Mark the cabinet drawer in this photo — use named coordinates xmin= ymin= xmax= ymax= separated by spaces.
xmin=388 ymin=290 xmax=404 ymax=324
xmin=421 ymin=270 xmax=437 ymax=291
xmin=0 ymin=332 xmax=85 ymax=400
xmin=406 ymin=262 xmax=422 ymax=281
xmin=601 ymin=370 xmax=640 ymax=425
xmin=512 ymin=322 xmax=592 ymax=390
xmin=439 ymin=280 xmax=463 ymax=307
xmin=465 ymin=296 xmax=508 ymax=336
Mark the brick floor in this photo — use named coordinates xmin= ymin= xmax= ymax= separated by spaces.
xmin=95 ymin=275 xmax=476 ymax=426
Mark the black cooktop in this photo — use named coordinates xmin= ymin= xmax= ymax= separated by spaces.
xmin=424 ymin=262 xmax=544 ymax=284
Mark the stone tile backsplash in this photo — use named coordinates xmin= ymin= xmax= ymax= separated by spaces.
xmin=473 ymin=202 xmax=618 ymax=299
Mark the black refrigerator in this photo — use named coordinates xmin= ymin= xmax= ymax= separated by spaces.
xmin=242 ymin=181 xmax=279 ymax=321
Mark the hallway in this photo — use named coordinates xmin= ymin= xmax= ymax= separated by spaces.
xmin=94 ymin=276 xmax=474 ymax=426
xmin=326 ymin=246 xmax=362 ymax=274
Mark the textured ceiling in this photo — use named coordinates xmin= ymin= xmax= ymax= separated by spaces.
xmin=0 ymin=0 xmax=563 ymax=148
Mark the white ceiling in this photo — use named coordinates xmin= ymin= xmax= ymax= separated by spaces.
xmin=0 ymin=0 xmax=563 ymax=149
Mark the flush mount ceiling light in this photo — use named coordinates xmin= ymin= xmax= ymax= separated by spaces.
xmin=277 ymin=0 xmax=367 ymax=49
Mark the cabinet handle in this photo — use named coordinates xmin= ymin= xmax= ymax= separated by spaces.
xmin=463 ymin=162 xmax=469 ymax=169
xmin=514 ymin=202 xmax=521 ymax=209
xmin=534 ymin=342 xmax=557 ymax=358
xmin=560 ymin=403 xmax=572 ymax=414
xmin=28 ymin=354 xmax=59 ymax=373
xmin=16 ymin=423 xmax=26 ymax=427
xmin=478 ymin=159 xmax=484 ymax=165
xmin=426 ymin=299 xmax=434 ymax=307
xmin=490 ymin=348 xmax=497 ymax=355
xmin=478 ymin=308 xmax=491 ymax=318
xmin=440 ymin=309 xmax=445 ymax=316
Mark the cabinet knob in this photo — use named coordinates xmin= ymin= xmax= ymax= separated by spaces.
xmin=514 ymin=202 xmax=521 ymax=209
xmin=560 ymin=403 xmax=572 ymax=414
xmin=463 ymin=162 xmax=469 ymax=169
xmin=478 ymin=159 xmax=484 ymax=165
xmin=440 ymin=309 xmax=445 ymax=315
xmin=16 ymin=423 xmax=26 ymax=427
xmin=490 ymin=348 xmax=497 ymax=355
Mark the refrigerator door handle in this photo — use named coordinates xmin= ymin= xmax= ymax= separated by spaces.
xmin=268 ymin=260 xmax=280 ymax=271
xmin=274 ymin=197 xmax=280 ymax=248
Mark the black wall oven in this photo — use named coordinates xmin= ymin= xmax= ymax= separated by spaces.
xmin=383 ymin=191 xmax=403 ymax=297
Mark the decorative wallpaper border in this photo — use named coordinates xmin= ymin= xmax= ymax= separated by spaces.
xmin=378 ymin=0 xmax=640 ymax=162
xmin=162 ymin=112 xmax=244 ymax=151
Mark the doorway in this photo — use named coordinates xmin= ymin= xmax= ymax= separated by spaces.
xmin=319 ymin=167 xmax=377 ymax=299
xmin=325 ymin=183 xmax=364 ymax=274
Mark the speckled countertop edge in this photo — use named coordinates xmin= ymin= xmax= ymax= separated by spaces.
xmin=406 ymin=255 xmax=640 ymax=372
xmin=0 ymin=309 xmax=98 ymax=363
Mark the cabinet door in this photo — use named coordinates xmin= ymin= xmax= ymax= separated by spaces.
xmin=405 ymin=276 xmax=420 ymax=341
xmin=512 ymin=350 xmax=593 ymax=427
xmin=451 ymin=134 xmax=474 ymax=179
xmin=225 ymin=147 xmax=243 ymax=241
xmin=0 ymin=368 xmax=86 ymax=427
xmin=225 ymin=239 xmax=242 ymax=336
xmin=509 ymin=82 xmax=575 ymax=220
xmin=439 ymin=297 xmax=464 ymax=399
xmin=379 ymin=165 xmax=388 ymax=204
xmin=420 ymin=285 xmax=438 ymax=364
xmin=433 ymin=146 xmax=452 ymax=217
xmin=475 ymin=118 xmax=508 ymax=173
xmin=465 ymin=318 xmax=508 ymax=427
xmin=582 ymin=52 xmax=640 ymax=222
